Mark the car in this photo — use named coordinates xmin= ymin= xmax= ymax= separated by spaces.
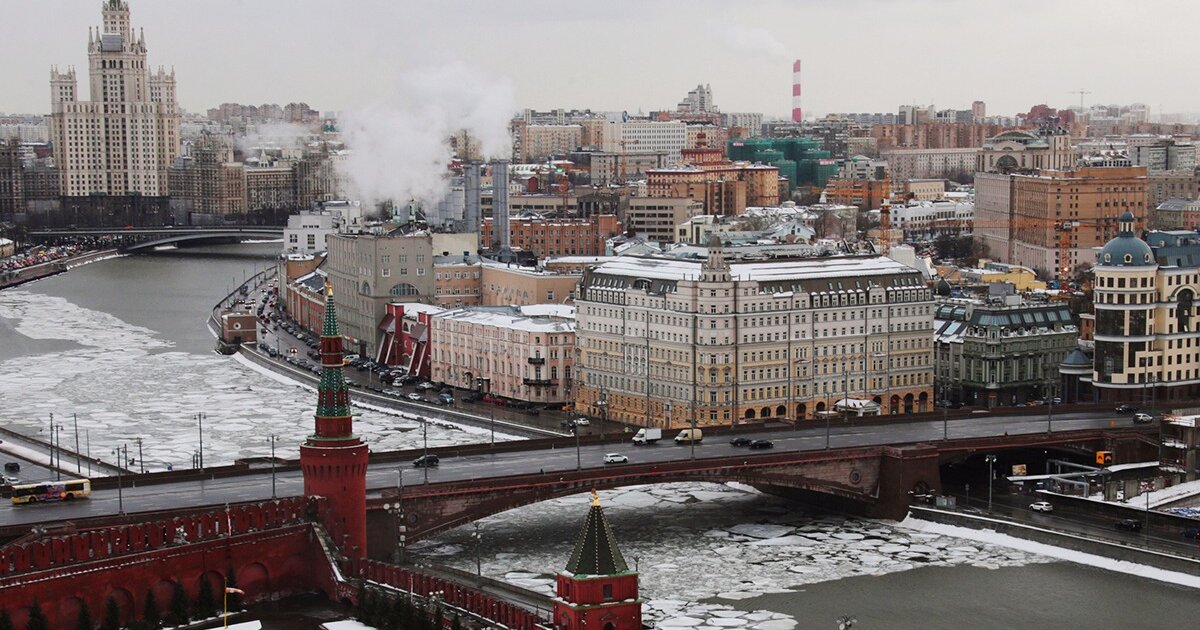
xmin=417 ymin=382 xmax=437 ymax=391
xmin=412 ymin=454 xmax=439 ymax=468
xmin=438 ymin=393 xmax=455 ymax=405
xmin=1029 ymin=501 xmax=1054 ymax=513
xmin=406 ymin=393 xmax=424 ymax=402
xmin=730 ymin=437 xmax=753 ymax=447
xmin=523 ymin=408 xmax=540 ymax=416
xmin=573 ymin=418 xmax=590 ymax=426
xmin=748 ymin=439 xmax=774 ymax=450
xmin=2 ymin=475 xmax=18 ymax=485
xmin=463 ymin=393 xmax=483 ymax=403
xmin=1133 ymin=413 xmax=1154 ymax=424
xmin=3 ymin=462 xmax=18 ymax=473
xmin=561 ymin=419 xmax=577 ymax=429
xmin=1114 ymin=518 xmax=1142 ymax=532
xmin=603 ymin=453 xmax=629 ymax=464
xmin=1116 ymin=404 xmax=1138 ymax=414
xmin=1182 ymin=528 xmax=1200 ymax=540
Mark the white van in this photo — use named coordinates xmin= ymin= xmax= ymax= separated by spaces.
xmin=674 ymin=428 xmax=703 ymax=444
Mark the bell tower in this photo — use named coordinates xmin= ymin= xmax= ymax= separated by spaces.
xmin=554 ymin=491 xmax=642 ymax=630
xmin=300 ymin=282 xmax=369 ymax=558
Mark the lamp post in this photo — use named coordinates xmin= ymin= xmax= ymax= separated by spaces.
xmin=596 ymin=386 xmax=609 ymax=438
xmin=135 ymin=437 xmax=144 ymax=474
xmin=575 ymin=422 xmax=582 ymax=470
xmin=73 ymin=413 xmax=81 ymax=474
xmin=422 ymin=418 xmax=430 ymax=485
xmin=269 ymin=435 xmax=278 ymax=499
xmin=985 ymin=454 xmax=997 ymax=512
xmin=196 ymin=412 xmax=206 ymax=470
xmin=53 ymin=425 xmax=64 ymax=480
xmin=113 ymin=444 xmax=126 ymax=515
xmin=471 ymin=523 xmax=483 ymax=583
xmin=48 ymin=412 xmax=55 ymax=477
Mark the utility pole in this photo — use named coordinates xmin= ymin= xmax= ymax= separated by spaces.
xmin=48 ymin=412 xmax=54 ymax=477
xmin=135 ymin=437 xmax=144 ymax=474
xmin=422 ymin=419 xmax=429 ymax=485
xmin=54 ymin=425 xmax=63 ymax=481
xmin=114 ymin=445 xmax=126 ymax=515
xmin=269 ymin=435 xmax=278 ymax=499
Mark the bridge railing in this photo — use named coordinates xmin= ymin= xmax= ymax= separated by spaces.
xmin=362 ymin=560 xmax=550 ymax=630
xmin=0 ymin=496 xmax=313 ymax=578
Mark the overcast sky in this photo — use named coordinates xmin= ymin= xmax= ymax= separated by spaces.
xmin=4 ymin=0 xmax=1196 ymax=120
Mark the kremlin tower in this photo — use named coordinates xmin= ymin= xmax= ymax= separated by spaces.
xmin=300 ymin=282 xmax=369 ymax=558
xmin=554 ymin=491 xmax=642 ymax=630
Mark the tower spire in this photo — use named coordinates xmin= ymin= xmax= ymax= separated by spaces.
xmin=555 ymin=491 xmax=642 ymax=630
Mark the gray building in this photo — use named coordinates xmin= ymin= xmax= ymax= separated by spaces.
xmin=934 ymin=297 xmax=1078 ymax=407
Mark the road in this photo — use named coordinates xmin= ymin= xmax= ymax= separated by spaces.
xmin=0 ymin=409 xmax=1140 ymax=527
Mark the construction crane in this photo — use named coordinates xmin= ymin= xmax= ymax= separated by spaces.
xmin=1070 ymin=89 xmax=1091 ymax=115
xmin=967 ymin=217 xmax=1113 ymax=290
xmin=878 ymin=175 xmax=892 ymax=255
xmin=617 ymin=139 xmax=640 ymax=185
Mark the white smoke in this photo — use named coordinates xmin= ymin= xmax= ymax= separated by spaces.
xmin=337 ymin=62 xmax=517 ymax=207
xmin=714 ymin=23 xmax=793 ymax=60
xmin=236 ymin=122 xmax=317 ymax=157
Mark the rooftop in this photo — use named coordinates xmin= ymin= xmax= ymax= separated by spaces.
xmin=434 ymin=305 xmax=576 ymax=334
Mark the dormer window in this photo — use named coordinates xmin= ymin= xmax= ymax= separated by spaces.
xmin=1124 ymin=254 xmax=1133 ymax=264
xmin=1104 ymin=254 xmax=1111 ymax=263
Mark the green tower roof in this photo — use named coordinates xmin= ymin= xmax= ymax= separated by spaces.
xmin=565 ymin=491 xmax=629 ymax=576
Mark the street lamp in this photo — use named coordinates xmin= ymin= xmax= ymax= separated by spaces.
xmin=596 ymin=386 xmax=609 ymax=438
xmin=135 ymin=437 xmax=144 ymax=474
xmin=985 ymin=454 xmax=997 ymax=512
xmin=269 ymin=435 xmax=279 ymax=498
xmin=575 ymin=422 xmax=582 ymax=470
xmin=471 ymin=523 xmax=483 ymax=583
xmin=422 ymin=418 xmax=430 ymax=485
xmin=113 ymin=444 xmax=126 ymax=515
xmin=196 ymin=412 xmax=206 ymax=469
xmin=53 ymin=425 xmax=64 ymax=480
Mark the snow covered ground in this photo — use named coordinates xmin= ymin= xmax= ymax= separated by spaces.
xmin=411 ymin=482 xmax=1051 ymax=629
xmin=0 ymin=289 xmax=514 ymax=473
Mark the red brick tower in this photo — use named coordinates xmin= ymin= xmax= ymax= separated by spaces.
xmin=554 ymin=491 xmax=642 ymax=630
xmin=300 ymin=282 xmax=369 ymax=558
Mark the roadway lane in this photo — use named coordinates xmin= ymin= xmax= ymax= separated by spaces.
xmin=0 ymin=409 xmax=1145 ymax=527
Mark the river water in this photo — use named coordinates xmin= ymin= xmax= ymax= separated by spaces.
xmin=3 ymin=246 xmax=1198 ymax=628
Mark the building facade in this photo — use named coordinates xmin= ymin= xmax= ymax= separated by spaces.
xmin=1092 ymin=216 xmax=1200 ymax=402
xmin=575 ymin=246 xmax=934 ymax=428
xmin=430 ymin=305 xmax=576 ymax=404
xmin=974 ymin=166 xmax=1148 ymax=277
xmin=481 ymin=214 xmax=622 ymax=258
xmin=882 ymin=147 xmax=977 ymax=182
xmin=623 ymin=197 xmax=703 ymax=243
xmin=934 ymin=297 xmax=1077 ymax=407
xmin=49 ymin=0 xmax=180 ymax=197
xmin=283 ymin=211 xmax=335 ymax=255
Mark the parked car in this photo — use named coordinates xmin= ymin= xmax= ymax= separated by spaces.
xmin=1133 ymin=413 xmax=1154 ymax=424
xmin=417 ymin=382 xmax=437 ymax=391
xmin=730 ymin=437 xmax=753 ymax=447
xmin=438 ymin=393 xmax=455 ymax=405
xmin=1182 ymin=528 xmax=1200 ymax=540
xmin=1029 ymin=501 xmax=1054 ymax=513
xmin=3 ymin=462 xmax=19 ymax=473
xmin=406 ymin=393 xmax=425 ymax=402
xmin=748 ymin=439 xmax=774 ymax=450
xmin=1116 ymin=404 xmax=1138 ymax=414
xmin=560 ymin=418 xmax=577 ymax=429
xmin=412 ymin=454 xmax=439 ymax=468
xmin=1114 ymin=518 xmax=1142 ymax=532
xmin=603 ymin=453 xmax=629 ymax=464
xmin=574 ymin=417 xmax=590 ymax=426
xmin=463 ymin=393 xmax=483 ymax=403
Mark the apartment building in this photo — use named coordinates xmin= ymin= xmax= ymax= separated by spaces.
xmin=575 ymin=243 xmax=934 ymax=428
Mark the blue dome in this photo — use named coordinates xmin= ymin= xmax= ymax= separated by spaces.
xmin=1098 ymin=212 xmax=1154 ymax=267
xmin=1098 ymin=233 xmax=1154 ymax=266
xmin=1060 ymin=348 xmax=1092 ymax=367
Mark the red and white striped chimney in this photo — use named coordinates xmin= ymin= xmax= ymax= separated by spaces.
xmin=791 ymin=59 xmax=802 ymax=123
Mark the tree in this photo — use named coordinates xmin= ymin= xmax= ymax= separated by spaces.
xmin=26 ymin=601 xmax=49 ymax=630
xmin=0 ymin=609 xmax=13 ymax=630
xmin=168 ymin=583 xmax=190 ymax=626
xmin=432 ymin=604 xmax=444 ymax=630
xmin=142 ymin=590 xmax=161 ymax=629
xmin=75 ymin=600 xmax=95 ymax=630
xmin=194 ymin=577 xmax=217 ymax=619
xmin=451 ymin=614 xmax=463 ymax=630
xmin=102 ymin=597 xmax=121 ymax=630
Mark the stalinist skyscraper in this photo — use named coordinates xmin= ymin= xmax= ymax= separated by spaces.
xmin=49 ymin=1 xmax=180 ymax=197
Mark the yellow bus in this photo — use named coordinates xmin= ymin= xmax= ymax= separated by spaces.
xmin=10 ymin=479 xmax=92 ymax=505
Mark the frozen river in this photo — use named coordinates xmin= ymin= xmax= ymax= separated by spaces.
xmin=3 ymin=244 xmax=1197 ymax=628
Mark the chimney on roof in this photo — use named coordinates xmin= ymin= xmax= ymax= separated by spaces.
xmin=493 ymin=160 xmax=513 ymax=263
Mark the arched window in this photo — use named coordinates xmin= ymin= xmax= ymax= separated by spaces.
xmin=389 ymin=283 xmax=419 ymax=297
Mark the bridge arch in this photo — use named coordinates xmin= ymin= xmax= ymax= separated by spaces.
xmin=120 ymin=229 xmax=285 ymax=252
xmin=105 ymin=587 xmax=135 ymax=627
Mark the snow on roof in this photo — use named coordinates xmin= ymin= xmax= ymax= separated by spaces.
xmin=518 ymin=304 xmax=576 ymax=319
xmin=391 ymin=302 xmax=446 ymax=317
xmin=545 ymin=256 xmax=614 ymax=264
xmin=434 ymin=306 xmax=576 ymax=333
xmin=590 ymin=255 xmax=919 ymax=283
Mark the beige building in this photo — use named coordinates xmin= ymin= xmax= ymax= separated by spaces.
xmin=244 ymin=165 xmax=296 ymax=211
xmin=520 ymin=124 xmax=583 ymax=162
xmin=481 ymin=262 xmax=580 ymax=306
xmin=430 ymin=305 xmax=576 ymax=404
xmin=903 ymin=179 xmax=946 ymax=201
xmin=575 ymin=245 xmax=934 ymax=428
xmin=976 ymin=129 xmax=1075 ymax=174
xmin=434 ymin=253 xmax=483 ymax=309
xmin=625 ymin=197 xmax=703 ymax=242
xmin=882 ymin=147 xmax=976 ymax=182
xmin=326 ymin=228 xmax=475 ymax=355
xmin=49 ymin=1 xmax=180 ymax=197
xmin=1092 ymin=216 xmax=1200 ymax=402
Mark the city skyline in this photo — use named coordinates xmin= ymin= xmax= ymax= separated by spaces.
xmin=3 ymin=0 xmax=1199 ymax=119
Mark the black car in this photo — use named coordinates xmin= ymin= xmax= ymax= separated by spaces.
xmin=463 ymin=393 xmax=483 ymax=403
xmin=748 ymin=439 xmax=774 ymax=450
xmin=413 ymin=454 xmax=440 ymax=468
xmin=3 ymin=462 xmax=19 ymax=472
xmin=1182 ymin=528 xmax=1200 ymax=540
xmin=1114 ymin=518 xmax=1142 ymax=532
xmin=1116 ymin=404 xmax=1139 ymax=414
xmin=730 ymin=437 xmax=753 ymax=447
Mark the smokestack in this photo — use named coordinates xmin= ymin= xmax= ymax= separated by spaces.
xmin=492 ymin=159 xmax=512 ymax=262
xmin=464 ymin=161 xmax=482 ymax=250
xmin=791 ymin=59 xmax=802 ymax=123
